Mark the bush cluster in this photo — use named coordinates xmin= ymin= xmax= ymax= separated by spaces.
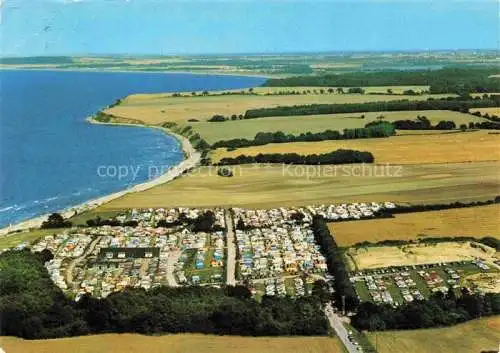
xmin=213 ymin=122 xmax=395 ymax=149
xmin=217 ymin=149 xmax=374 ymax=166
xmin=0 ymin=250 xmax=329 ymax=339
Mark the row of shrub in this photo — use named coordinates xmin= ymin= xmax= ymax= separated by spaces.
xmin=470 ymin=110 xmax=500 ymax=123
xmin=392 ymin=116 xmax=457 ymax=130
xmin=212 ymin=121 xmax=395 ymax=149
xmin=242 ymin=96 xmax=500 ymax=120
xmin=161 ymin=122 xmax=211 ymax=165
xmin=388 ymin=196 xmax=500 ymax=215
xmin=262 ymin=67 xmax=500 ymax=94
xmin=216 ymin=149 xmax=374 ymax=166
xmin=0 ymin=250 xmax=329 ymax=339
xmin=353 ymin=236 xmax=500 ymax=252
xmin=471 ymin=121 xmax=500 ymax=130
xmin=312 ymin=216 xmax=360 ymax=312
xmin=352 ymin=290 xmax=500 ymax=331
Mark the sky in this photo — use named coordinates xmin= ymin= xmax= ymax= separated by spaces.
xmin=0 ymin=0 xmax=498 ymax=57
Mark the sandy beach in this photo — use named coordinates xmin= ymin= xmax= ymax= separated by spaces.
xmin=0 ymin=118 xmax=200 ymax=236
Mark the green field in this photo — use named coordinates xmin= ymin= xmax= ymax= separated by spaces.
xmin=190 ymin=110 xmax=483 ymax=143
xmin=353 ymin=262 xmax=497 ymax=305
xmin=105 ymin=91 xmax=454 ymax=125
xmin=182 ymin=248 xmax=224 ymax=284
xmin=4 ymin=52 xmax=497 ymax=77
xmin=0 ymin=228 xmax=68 ymax=250
xmin=96 ymin=162 xmax=500 ymax=211
xmin=367 ymin=317 xmax=500 ymax=353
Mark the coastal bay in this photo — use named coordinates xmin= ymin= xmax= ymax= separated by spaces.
xmin=0 ymin=70 xmax=264 ymax=228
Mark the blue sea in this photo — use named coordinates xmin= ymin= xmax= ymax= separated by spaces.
xmin=0 ymin=70 xmax=265 ymax=227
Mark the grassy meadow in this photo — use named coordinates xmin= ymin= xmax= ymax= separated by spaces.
xmin=0 ymin=228 xmax=68 ymax=250
xmin=329 ymin=204 xmax=500 ymax=246
xmin=367 ymin=317 xmax=500 ymax=353
xmin=213 ymin=130 xmax=500 ymax=164
xmin=96 ymin=162 xmax=500 ymax=210
xmin=191 ymin=110 xmax=483 ymax=143
xmin=0 ymin=334 xmax=344 ymax=353
xmin=104 ymin=91 xmax=454 ymax=125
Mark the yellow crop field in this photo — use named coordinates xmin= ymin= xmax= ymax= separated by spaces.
xmin=470 ymin=107 xmax=500 ymax=116
xmin=0 ymin=334 xmax=343 ymax=353
xmin=464 ymin=272 xmax=500 ymax=293
xmin=367 ymin=317 xmax=500 ymax=353
xmin=213 ymin=130 xmax=500 ymax=165
xmin=104 ymin=91 xmax=453 ymax=125
xmin=345 ymin=241 xmax=498 ymax=271
xmin=329 ymin=204 xmax=500 ymax=246
xmin=97 ymin=162 xmax=500 ymax=211
xmin=190 ymin=110 xmax=483 ymax=143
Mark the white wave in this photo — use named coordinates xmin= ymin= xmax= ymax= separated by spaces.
xmin=0 ymin=206 xmax=14 ymax=213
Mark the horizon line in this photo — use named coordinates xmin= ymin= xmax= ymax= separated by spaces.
xmin=1 ymin=48 xmax=498 ymax=59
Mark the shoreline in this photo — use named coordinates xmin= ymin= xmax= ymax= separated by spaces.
xmin=0 ymin=66 xmax=273 ymax=79
xmin=0 ymin=118 xmax=200 ymax=236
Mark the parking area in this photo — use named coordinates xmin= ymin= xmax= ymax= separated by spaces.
xmin=351 ymin=261 xmax=498 ymax=306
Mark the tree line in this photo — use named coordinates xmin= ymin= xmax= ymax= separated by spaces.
xmin=352 ymin=236 xmax=500 ymax=252
xmin=391 ymin=115 xmax=457 ymax=130
xmin=386 ymin=197 xmax=500 ymax=216
xmin=471 ymin=110 xmax=500 ymax=123
xmin=86 ymin=210 xmax=224 ymax=232
xmin=0 ymin=250 xmax=329 ymax=339
xmin=262 ymin=67 xmax=500 ymax=95
xmin=242 ymin=96 xmax=500 ymax=120
xmin=352 ymin=290 xmax=500 ymax=331
xmin=312 ymin=216 xmax=359 ymax=312
xmin=212 ymin=121 xmax=395 ymax=149
xmin=216 ymin=149 xmax=374 ymax=166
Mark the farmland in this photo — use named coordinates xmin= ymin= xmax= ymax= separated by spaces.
xmin=192 ymin=110 xmax=483 ymax=143
xmin=238 ymin=85 xmax=430 ymax=95
xmin=470 ymin=106 xmax=500 ymax=115
xmin=0 ymin=228 xmax=69 ymax=250
xmin=329 ymin=204 xmax=500 ymax=246
xmin=0 ymin=334 xmax=344 ymax=353
xmin=464 ymin=272 xmax=500 ymax=293
xmin=213 ymin=130 xmax=500 ymax=164
xmin=103 ymin=91 xmax=453 ymax=125
xmin=96 ymin=162 xmax=500 ymax=211
xmin=345 ymin=241 xmax=498 ymax=271
xmin=367 ymin=317 xmax=500 ymax=353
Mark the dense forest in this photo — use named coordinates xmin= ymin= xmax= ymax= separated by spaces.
xmin=217 ymin=149 xmax=374 ymax=166
xmin=243 ymin=95 xmax=500 ymax=120
xmin=0 ymin=250 xmax=329 ymax=339
xmin=212 ymin=121 xmax=395 ymax=149
xmin=263 ymin=67 xmax=500 ymax=94
xmin=352 ymin=290 xmax=500 ymax=331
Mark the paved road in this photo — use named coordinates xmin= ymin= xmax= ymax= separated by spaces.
xmin=166 ymin=250 xmax=181 ymax=287
xmin=65 ymin=236 xmax=100 ymax=288
xmin=324 ymin=303 xmax=359 ymax=353
xmin=225 ymin=210 xmax=236 ymax=286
